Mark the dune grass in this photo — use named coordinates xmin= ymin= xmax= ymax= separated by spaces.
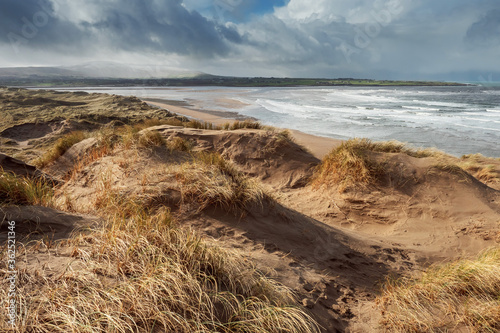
xmin=0 ymin=115 xmax=321 ymax=331
xmin=312 ymin=138 xmax=383 ymax=192
xmin=458 ymin=154 xmax=500 ymax=184
xmin=221 ymin=119 xmax=263 ymax=130
xmin=377 ymin=247 xmax=500 ymax=332
xmin=337 ymin=138 xmax=440 ymax=158
xmin=125 ymin=117 xmax=263 ymax=132
xmin=34 ymin=131 xmax=87 ymax=168
xmin=30 ymin=118 xmax=266 ymax=171
xmin=0 ymin=170 xmax=317 ymax=332
xmin=1 ymin=205 xmax=319 ymax=332
xmin=312 ymin=138 xmax=449 ymax=192
xmin=0 ymin=169 xmax=53 ymax=206
xmin=175 ymin=151 xmax=270 ymax=214
xmin=137 ymin=129 xmax=166 ymax=147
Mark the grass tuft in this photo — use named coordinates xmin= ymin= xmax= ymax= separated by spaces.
xmin=176 ymin=152 xmax=269 ymax=213
xmin=0 ymin=169 xmax=53 ymax=206
xmin=312 ymin=138 xmax=447 ymax=192
xmin=377 ymin=247 xmax=500 ymax=332
xmin=459 ymin=154 xmax=500 ymax=184
xmin=34 ymin=131 xmax=87 ymax=168
xmin=221 ymin=120 xmax=263 ymax=130
xmin=429 ymin=163 xmax=473 ymax=182
xmin=0 ymin=208 xmax=319 ymax=332
xmin=312 ymin=138 xmax=382 ymax=192
xmin=137 ymin=130 xmax=166 ymax=148
xmin=166 ymin=136 xmax=193 ymax=152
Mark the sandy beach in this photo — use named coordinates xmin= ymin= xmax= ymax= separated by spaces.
xmin=1 ymin=88 xmax=499 ymax=332
xmin=144 ymin=98 xmax=342 ymax=159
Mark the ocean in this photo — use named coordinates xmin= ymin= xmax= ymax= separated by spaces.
xmin=52 ymin=85 xmax=500 ymax=157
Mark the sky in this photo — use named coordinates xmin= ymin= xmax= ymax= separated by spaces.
xmin=0 ymin=0 xmax=499 ymax=81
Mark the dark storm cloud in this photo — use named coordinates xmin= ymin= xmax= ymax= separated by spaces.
xmin=89 ymin=0 xmax=239 ymax=57
xmin=1 ymin=0 xmax=499 ymax=79
xmin=466 ymin=9 xmax=500 ymax=46
xmin=0 ymin=0 xmax=89 ymax=51
xmin=0 ymin=0 xmax=241 ymax=58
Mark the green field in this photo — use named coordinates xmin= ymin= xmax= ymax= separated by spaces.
xmin=0 ymin=76 xmax=466 ymax=87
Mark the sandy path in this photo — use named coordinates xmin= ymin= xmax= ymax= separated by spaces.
xmin=144 ymin=99 xmax=341 ymax=159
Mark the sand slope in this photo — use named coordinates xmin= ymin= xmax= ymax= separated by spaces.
xmin=39 ymin=124 xmax=498 ymax=331
xmin=1 ymin=89 xmax=499 ymax=332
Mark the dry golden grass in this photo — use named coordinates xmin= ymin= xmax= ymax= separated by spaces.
xmin=176 ymin=151 xmax=270 ymax=214
xmin=166 ymin=136 xmax=193 ymax=152
xmin=34 ymin=131 xmax=87 ymax=168
xmin=458 ymin=154 xmax=500 ymax=184
xmin=312 ymin=139 xmax=382 ymax=192
xmin=0 ymin=206 xmax=319 ymax=332
xmin=312 ymin=138 xmax=448 ymax=192
xmin=428 ymin=163 xmax=473 ymax=182
xmin=137 ymin=129 xmax=166 ymax=148
xmin=221 ymin=119 xmax=263 ymax=130
xmin=0 ymin=169 xmax=53 ymax=206
xmin=377 ymin=247 xmax=500 ymax=332
xmin=0 ymin=118 xmax=320 ymax=331
xmin=339 ymin=138 xmax=440 ymax=158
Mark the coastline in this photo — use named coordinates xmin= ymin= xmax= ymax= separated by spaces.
xmin=143 ymin=98 xmax=342 ymax=159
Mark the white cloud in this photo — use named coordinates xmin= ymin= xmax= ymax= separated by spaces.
xmin=1 ymin=0 xmax=499 ymax=80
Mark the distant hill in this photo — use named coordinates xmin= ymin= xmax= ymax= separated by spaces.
xmin=0 ymin=62 xmax=467 ymax=87
xmin=0 ymin=61 xmax=208 ymax=80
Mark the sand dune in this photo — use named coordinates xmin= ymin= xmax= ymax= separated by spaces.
xmin=1 ymin=88 xmax=499 ymax=332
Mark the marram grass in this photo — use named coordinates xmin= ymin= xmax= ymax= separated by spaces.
xmin=312 ymin=138 xmax=381 ymax=192
xmin=0 ymin=169 xmax=53 ymax=206
xmin=312 ymin=138 xmax=445 ymax=192
xmin=377 ymin=247 xmax=500 ymax=332
xmin=0 ymin=209 xmax=320 ymax=332
xmin=34 ymin=131 xmax=87 ymax=168
xmin=0 ymin=125 xmax=319 ymax=332
xmin=176 ymin=151 xmax=270 ymax=213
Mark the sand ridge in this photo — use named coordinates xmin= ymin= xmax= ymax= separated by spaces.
xmin=1 ymin=88 xmax=499 ymax=332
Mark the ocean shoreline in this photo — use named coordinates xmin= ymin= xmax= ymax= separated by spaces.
xmin=143 ymin=98 xmax=342 ymax=159
xmin=27 ymin=86 xmax=500 ymax=158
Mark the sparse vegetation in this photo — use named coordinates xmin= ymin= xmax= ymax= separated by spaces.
xmin=221 ymin=119 xmax=263 ymax=130
xmin=175 ymin=151 xmax=270 ymax=214
xmin=378 ymin=247 xmax=500 ymax=332
xmin=0 ymin=206 xmax=320 ymax=332
xmin=459 ymin=154 xmax=500 ymax=184
xmin=137 ymin=129 xmax=166 ymax=147
xmin=0 ymin=122 xmax=319 ymax=332
xmin=166 ymin=136 xmax=193 ymax=152
xmin=34 ymin=131 xmax=87 ymax=168
xmin=0 ymin=169 xmax=53 ymax=206
xmin=337 ymin=138 xmax=440 ymax=158
xmin=312 ymin=138 xmax=448 ymax=192
xmin=312 ymin=138 xmax=383 ymax=191
xmin=429 ymin=163 xmax=473 ymax=181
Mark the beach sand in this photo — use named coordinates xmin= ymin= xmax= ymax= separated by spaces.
xmin=1 ymin=88 xmax=499 ymax=332
xmin=144 ymin=99 xmax=342 ymax=159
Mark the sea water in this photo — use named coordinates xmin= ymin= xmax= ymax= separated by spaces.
xmin=53 ymin=86 xmax=500 ymax=157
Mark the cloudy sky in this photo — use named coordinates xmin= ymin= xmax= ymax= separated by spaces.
xmin=0 ymin=0 xmax=499 ymax=80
